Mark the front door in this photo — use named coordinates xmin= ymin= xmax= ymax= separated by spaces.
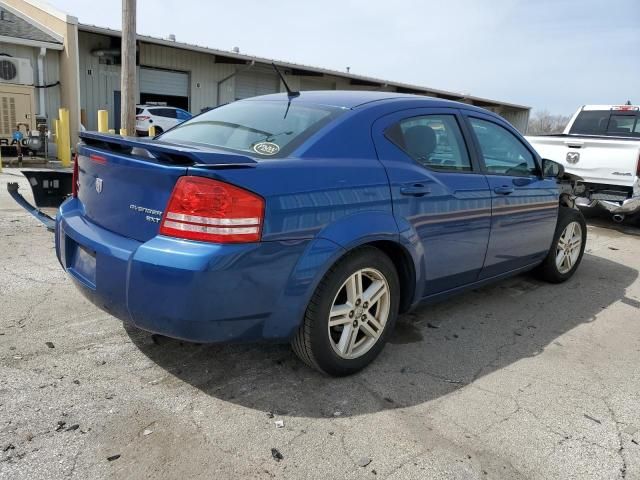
xmin=373 ymin=108 xmax=492 ymax=297
xmin=463 ymin=112 xmax=559 ymax=278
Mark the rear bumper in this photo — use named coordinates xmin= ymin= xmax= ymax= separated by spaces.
xmin=56 ymin=198 xmax=316 ymax=343
xmin=576 ymin=195 xmax=640 ymax=215
xmin=575 ymin=178 xmax=640 ymax=216
xmin=7 ymin=181 xmax=56 ymax=231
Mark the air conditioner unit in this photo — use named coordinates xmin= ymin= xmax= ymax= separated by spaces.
xmin=0 ymin=57 xmax=34 ymax=85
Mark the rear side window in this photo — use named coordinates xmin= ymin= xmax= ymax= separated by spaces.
xmin=385 ymin=114 xmax=472 ymax=172
xmin=136 ymin=107 xmax=144 ymax=115
xmin=570 ymin=110 xmax=640 ymax=137
xmin=151 ymin=108 xmax=177 ymax=119
xmin=469 ymin=117 xmax=538 ymax=176
xmin=159 ymin=100 xmax=344 ymax=158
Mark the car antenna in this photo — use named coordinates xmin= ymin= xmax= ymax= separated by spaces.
xmin=272 ymin=63 xmax=299 ymax=98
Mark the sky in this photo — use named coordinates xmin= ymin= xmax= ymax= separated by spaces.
xmin=46 ymin=0 xmax=639 ymax=115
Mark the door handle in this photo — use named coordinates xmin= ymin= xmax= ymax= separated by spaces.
xmin=494 ymin=186 xmax=515 ymax=195
xmin=400 ymin=184 xmax=431 ymax=197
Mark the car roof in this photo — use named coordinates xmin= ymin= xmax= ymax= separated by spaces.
xmin=243 ymin=90 xmax=480 ymax=111
xmin=581 ymin=104 xmax=639 ymax=112
xmin=137 ymin=105 xmax=180 ymax=109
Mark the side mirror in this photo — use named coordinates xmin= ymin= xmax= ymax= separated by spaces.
xmin=542 ymin=158 xmax=565 ymax=178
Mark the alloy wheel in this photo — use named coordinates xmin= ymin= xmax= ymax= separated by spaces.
xmin=556 ymin=221 xmax=582 ymax=274
xmin=327 ymin=268 xmax=391 ymax=360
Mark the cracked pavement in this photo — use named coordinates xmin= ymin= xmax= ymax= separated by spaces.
xmin=1 ymin=167 xmax=640 ymax=479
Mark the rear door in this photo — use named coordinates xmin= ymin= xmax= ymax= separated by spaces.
xmin=373 ymin=108 xmax=492 ymax=296
xmin=463 ymin=112 xmax=558 ymax=278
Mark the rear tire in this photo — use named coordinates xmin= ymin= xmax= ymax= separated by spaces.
xmin=291 ymin=247 xmax=400 ymax=376
xmin=535 ymin=207 xmax=587 ymax=283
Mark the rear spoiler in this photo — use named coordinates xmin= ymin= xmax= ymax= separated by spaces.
xmin=79 ymin=131 xmax=258 ymax=167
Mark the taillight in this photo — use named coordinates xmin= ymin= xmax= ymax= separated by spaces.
xmin=136 ymin=115 xmax=150 ymax=121
xmin=72 ymin=153 xmax=79 ymax=197
xmin=90 ymin=154 xmax=107 ymax=165
xmin=159 ymin=176 xmax=264 ymax=243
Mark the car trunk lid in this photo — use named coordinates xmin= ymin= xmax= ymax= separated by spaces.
xmin=77 ymin=132 xmax=257 ymax=242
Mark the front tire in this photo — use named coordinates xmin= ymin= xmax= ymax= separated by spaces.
xmin=291 ymin=247 xmax=400 ymax=376
xmin=535 ymin=207 xmax=587 ymax=283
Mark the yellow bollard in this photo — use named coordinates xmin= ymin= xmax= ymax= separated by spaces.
xmin=108 ymin=129 xmax=115 ymax=134
xmin=58 ymin=108 xmax=71 ymax=168
xmin=97 ymin=110 xmax=109 ymax=133
xmin=148 ymin=125 xmax=156 ymax=137
xmin=119 ymin=128 xmax=127 ymax=136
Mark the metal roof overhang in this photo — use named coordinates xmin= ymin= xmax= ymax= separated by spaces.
xmin=78 ymin=23 xmax=530 ymax=112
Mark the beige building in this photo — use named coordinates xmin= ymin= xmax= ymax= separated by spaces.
xmin=0 ymin=0 xmax=530 ymax=152
xmin=0 ymin=0 xmax=79 ymax=146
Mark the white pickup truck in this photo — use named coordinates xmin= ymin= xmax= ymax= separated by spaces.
xmin=527 ymin=105 xmax=640 ymax=223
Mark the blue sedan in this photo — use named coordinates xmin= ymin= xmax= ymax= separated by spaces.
xmin=56 ymin=91 xmax=586 ymax=376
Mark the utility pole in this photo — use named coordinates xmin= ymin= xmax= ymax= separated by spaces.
xmin=120 ymin=0 xmax=136 ymax=136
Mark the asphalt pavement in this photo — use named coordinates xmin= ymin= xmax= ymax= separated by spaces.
xmin=1 ymin=168 xmax=639 ymax=480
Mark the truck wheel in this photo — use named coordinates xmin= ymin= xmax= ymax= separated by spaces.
xmin=291 ymin=246 xmax=400 ymax=376
xmin=535 ymin=207 xmax=587 ymax=283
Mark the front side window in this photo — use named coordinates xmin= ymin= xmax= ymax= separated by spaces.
xmin=469 ymin=117 xmax=537 ymax=176
xmin=385 ymin=114 xmax=472 ymax=172
xmin=159 ymin=100 xmax=344 ymax=158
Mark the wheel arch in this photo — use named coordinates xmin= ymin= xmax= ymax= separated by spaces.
xmin=316 ymin=211 xmax=420 ymax=313
xmin=363 ymin=240 xmax=416 ymax=314
xmin=265 ymin=212 xmax=423 ymax=340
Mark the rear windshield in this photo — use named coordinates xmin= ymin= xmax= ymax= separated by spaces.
xmin=159 ymin=100 xmax=345 ymax=157
xmin=569 ymin=110 xmax=640 ymax=137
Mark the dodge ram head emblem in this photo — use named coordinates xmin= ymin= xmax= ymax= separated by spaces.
xmin=95 ymin=178 xmax=103 ymax=193
xmin=566 ymin=152 xmax=580 ymax=164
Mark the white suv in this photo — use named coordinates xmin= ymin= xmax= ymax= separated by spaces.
xmin=135 ymin=105 xmax=192 ymax=136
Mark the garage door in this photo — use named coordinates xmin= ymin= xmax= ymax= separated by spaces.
xmin=139 ymin=68 xmax=189 ymax=97
xmin=235 ymin=70 xmax=279 ymax=100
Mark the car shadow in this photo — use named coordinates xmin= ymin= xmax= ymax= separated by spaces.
xmin=124 ymin=253 xmax=637 ymax=418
